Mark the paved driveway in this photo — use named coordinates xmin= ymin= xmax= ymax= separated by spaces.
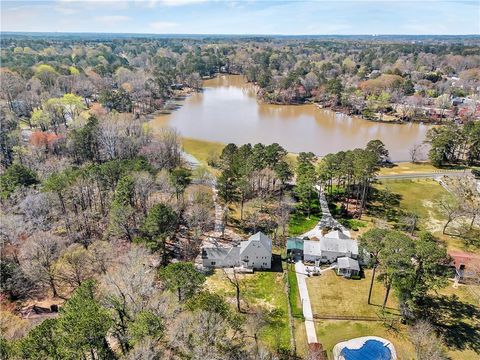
xmin=294 ymin=261 xmax=318 ymax=344
xmin=302 ymin=185 xmax=350 ymax=239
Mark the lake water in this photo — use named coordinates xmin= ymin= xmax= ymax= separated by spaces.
xmin=151 ymin=75 xmax=430 ymax=161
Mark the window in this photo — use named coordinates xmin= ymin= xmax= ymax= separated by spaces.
xmin=211 ymin=261 xmax=216 ymax=266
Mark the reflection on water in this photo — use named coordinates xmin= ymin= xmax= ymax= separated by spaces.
xmin=151 ymin=75 xmax=430 ymax=161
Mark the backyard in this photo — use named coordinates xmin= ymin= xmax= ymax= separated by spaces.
xmin=204 ymin=266 xmax=292 ymax=353
xmin=307 ymin=270 xmax=400 ymax=318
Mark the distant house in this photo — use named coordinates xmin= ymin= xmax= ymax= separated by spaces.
xmin=449 ymin=251 xmax=480 ymax=284
xmin=202 ymin=232 xmax=272 ymax=270
xmin=336 ymin=257 xmax=360 ymax=278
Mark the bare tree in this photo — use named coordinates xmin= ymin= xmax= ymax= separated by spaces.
xmin=18 ymin=191 xmax=52 ymax=231
xmin=186 ymin=189 xmax=213 ymax=258
xmin=56 ymin=243 xmax=95 ymax=291
xmin=223 ymin=267 xmax=242 ymax=313
xmin=133 ymin=171 xmax=156 ymax=216
xmin=20 ymin=233 xmax=67 ymax=298
xmin=140 ymin=127 xmax=182 ymax=171
xmin=409 ymin=320 xmax=448 ymax=360
xmin=100 ymin=245 xmax=167 ymax=355
xmin=409 ymin=143 xmax=425 ymax=163
xmin=437 ymin=196 xmax=461 ymax=235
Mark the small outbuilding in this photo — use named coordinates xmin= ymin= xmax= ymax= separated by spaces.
xmin=287 ymin=238 xmax=304 ymax=261
xmin=336 ymin=257 xmax=360 ymax=278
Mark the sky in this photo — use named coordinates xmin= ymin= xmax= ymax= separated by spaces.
xmin=1 ymin=0 xmax=479 ymax=35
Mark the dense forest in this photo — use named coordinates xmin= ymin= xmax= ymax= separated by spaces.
xmin=1 ymin=34 xmax=479 ymax=359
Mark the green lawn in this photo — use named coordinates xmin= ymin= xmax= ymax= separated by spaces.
xmin=286 ymin=264 xmax=303 ymax=319
xmin=376 ymin=179 xmax=466 ymax=250
xmin=288 ymin=212 xmax=320 ymax=237
xmin=307 ymin=270 xmax=400 ymax=318
xmin=205 ymin=269 xmax=291 ymax=352
xmin=379 ymin=162 xmax=440 ymax=175
xmin=379 ymin=162 xmax=470 ymax=176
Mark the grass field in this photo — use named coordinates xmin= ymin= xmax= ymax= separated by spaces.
xmin=379 ymin=162 xmax=470 ymax=176
xmin=376 ymin=179 xmax=468 ymax=251
xmin=204 ymin=268 xmax=291 ymax=352
xmin=378 ymin=179 xmax=449 ymax=223
xmin=307 ymin=270 xmax=399 ymax=318
xmin=379 ymin=162 xmax=440 ymax=175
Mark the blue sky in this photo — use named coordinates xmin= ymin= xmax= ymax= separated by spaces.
xmin=2 ymin=0 xmax=479 ymax=35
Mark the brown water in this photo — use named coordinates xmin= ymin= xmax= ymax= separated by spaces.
xmin=151 ymin=75 xmax=430 ymax=161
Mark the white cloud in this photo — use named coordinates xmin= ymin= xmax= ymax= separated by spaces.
xmin=140 ymin=0 xmax=208 ymax=7
xmin=149 ymin=21 xmax=178 ymax=31
xmin=95 ymin=15 xmax=131 ymax=25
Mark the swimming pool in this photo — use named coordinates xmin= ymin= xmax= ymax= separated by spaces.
xmin=333 ymin=336 xmax=397 ymax=360
xmin=340 ymin=339 xmax=392 ymax=360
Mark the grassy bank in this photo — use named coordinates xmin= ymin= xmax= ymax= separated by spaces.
xmin=181 ymin=137 xmax=225 ymax=165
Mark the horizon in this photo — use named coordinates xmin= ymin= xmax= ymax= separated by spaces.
xmin=2 ymin=31 xmax=480 ymax=37
xmin=2 ymin=0 xmax=479 ymax=35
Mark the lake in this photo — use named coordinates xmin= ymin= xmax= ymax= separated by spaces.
xmin=151 ymin=75 xmax=430 ymax=161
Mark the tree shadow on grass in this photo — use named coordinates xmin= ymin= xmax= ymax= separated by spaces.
xmin=419 ymin=294 xmax=480 ymax=354
xmin=366 ymin=187 xmax=403 ymax=221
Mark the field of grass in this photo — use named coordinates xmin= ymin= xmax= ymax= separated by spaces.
xmin=378 ymin=179 xmax=449 ymax=222
xmin=204 ymin=268 xmax=291 ymax=352
xmin=379 ymin=161 xmax=440 ymax=175
xmin=379 ymin=161 xmax=470 ymax=176
xmin=307 ymin=270 xmax=399 ymax=318
xmin=376 ymin=179 xmax=468 ymax=250
xmin=304 ymin=269 xmax=411 ymax=359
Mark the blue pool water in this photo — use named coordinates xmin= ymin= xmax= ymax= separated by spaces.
xmin=340 ymin=339 xmax=392 ymax=360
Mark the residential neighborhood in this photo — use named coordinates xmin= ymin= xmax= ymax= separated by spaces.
xmin=1 ymin=3 xmax=480 ymax=359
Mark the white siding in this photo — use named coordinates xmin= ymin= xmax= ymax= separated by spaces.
xmin=240 ymin=241 xmax=271 ymax=269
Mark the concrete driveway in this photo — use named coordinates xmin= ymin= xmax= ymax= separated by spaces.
xmin=294 ymin=261 xmax=318 ymax=344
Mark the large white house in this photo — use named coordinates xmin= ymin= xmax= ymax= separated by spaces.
xmin=303 ymin=230 xmax=359 ymax=263
xmin=202 ymin=232 xmax=272 ymax=270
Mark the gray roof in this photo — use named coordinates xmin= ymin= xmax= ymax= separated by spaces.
xmin=324 ymin=230 xmax=350 ymax=240
xmin=319 ymin=237 xmax=358 ymax=255
xmin=304 ymin=240 xmax=322 ymax=256
xmin=337 ymin=257 xmax=360 ymax=271
xmin=243 ymin=232 xmax=272 ymax=253
xmin=202 ymin=246 xmax=240 ymax=260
